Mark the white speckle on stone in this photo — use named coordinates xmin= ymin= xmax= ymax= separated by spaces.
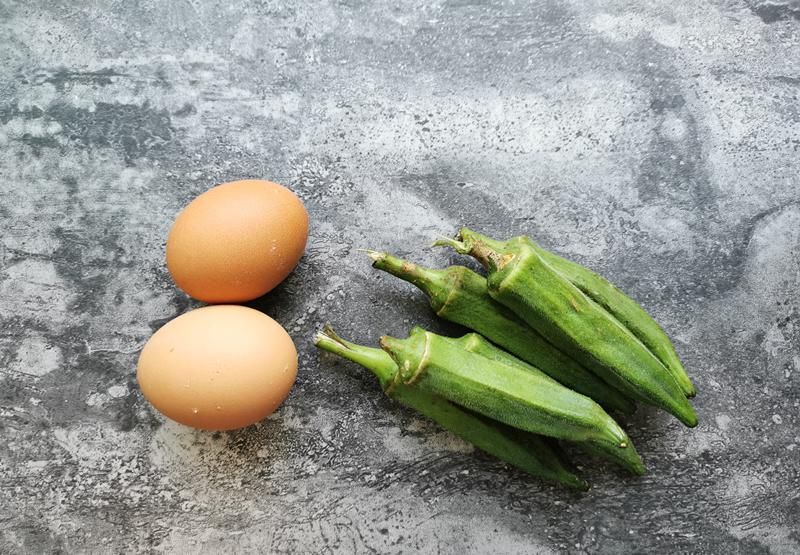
xmin=637 ymin=206 xmax=694 ymax=255
xmin=25 ymin=460 xmax=48 ymax=471
xmin=589 ymin=13 xmax=649 ymax=42
xmin=107 ymin=385 xmax=129 ymax=398
xmin=715 ymin=414 xmax=731 ymax=431
xmin=3 ymin=117 xmax=24 ymax=137
xmin=11 ymin=334 xmax=62 ymax=377
xmin=86 ymin=392 xmax=110 ymax=407
xmin=742 ymin=206 xmax=800 ymax=303
xmin=0 ymin=259 xmax=73 ymax=324
xmin=652 ymin=24 xmax=683 ymax=49
xmin=763 ymin=323 xmax=787 ymax=357
xmin=589 ymin=13 xmax=684 ymax=49
xmin=52 ymin=423 xmax=142 ymax=462
xmin=8 ymin=14 xmax=97 ymax=65
xmin=16 ymin=82 xmax=58 ymax=111
xmin=46 ymin=121 xmax=62 ymax=135
xmin=660 ymin=114 xmax=688 ymax=141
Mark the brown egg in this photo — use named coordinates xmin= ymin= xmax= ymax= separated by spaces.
xmin=136 ymin=305 xmax=297 ymax=431
xmin=166 ymin=179 xmax=308 ymax=303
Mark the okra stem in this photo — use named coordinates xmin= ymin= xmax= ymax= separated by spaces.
xmin=366 ymin=250 xmax=453 ymax=311
xmin=314 ymin=324 xmax=396 ymax=387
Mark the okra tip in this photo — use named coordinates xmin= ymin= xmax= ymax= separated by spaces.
xmin=569 ymin=476 xmax=591 ymax=491
xmin=681 ymin=409 xmax=699 ymax=428
xmin=664 ymin=395 xmax=699 ymax=427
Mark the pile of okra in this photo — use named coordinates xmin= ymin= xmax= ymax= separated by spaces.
xmin=315 ymin=228 xmax=697 ymax=490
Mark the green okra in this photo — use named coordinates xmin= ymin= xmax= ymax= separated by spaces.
xmin=531 ymin=243 xmax=696 ymax=398
xmin=380 ymin=328 xmax=645 ymax=474
xmin=450 ymin=331 xmax=572 ymax=382
xmin=436 ymin=228 xmax=697 ymax=428
xmin=314 ymin=325 xmax=589 ymax=489
xmin=368 ymin=251 xmax=635 ymax=415
xmin=461 ymin=231 xmax=695 ymax=398
xmin=441 ymin=331 xmax=648 ymax=472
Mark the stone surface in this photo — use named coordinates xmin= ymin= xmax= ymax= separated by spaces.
xmin=1 ymin=1 xmax=799 ymax=553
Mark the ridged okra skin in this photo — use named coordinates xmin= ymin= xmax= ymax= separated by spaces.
xmin=380 ymin=329 xmax=645 ymax=474
xmin=444 ymin=228 xmax=697 ymax=428
xmin=314 ymin=325 xmax=589 ymax=490
xmin=369 ymin=252 xmax=635 ymax=414
xmin=450 ymin=332 xmax=567 ymax=384
xmin=440 ymin=331 xmax=650 ymax=473
xmin=529 ymin=242 xmax=696 ymax=398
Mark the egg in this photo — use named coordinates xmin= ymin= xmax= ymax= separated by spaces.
xmin=167 ymin=179 xmax=309 ymax=303
xmin=136 ymin=305 xmax=297 ymax=431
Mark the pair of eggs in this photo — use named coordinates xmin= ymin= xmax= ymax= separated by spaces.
xmin=136 ymin=180 xmax=307 ymax=431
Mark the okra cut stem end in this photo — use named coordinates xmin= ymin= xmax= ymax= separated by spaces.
xmin=313 ymin=324 xmax=339 ymax=349
xmin=367 ymin=250 xmax=425 ymax=281
xmin=363 ymin=249 xmax=386 ymax=263
xmin=432 ymin=235 xmax=471 ymax=254
xmin=435 ymin=228 xmax=512 ymax=273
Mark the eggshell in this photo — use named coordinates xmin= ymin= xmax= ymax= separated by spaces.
xmin=136 ymin=305 xmax=297 ymax=431
xmin=166 ymin=179 xmax=309 ymax=303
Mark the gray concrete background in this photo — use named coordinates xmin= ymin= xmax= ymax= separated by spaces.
xmin=1 ymin=0 xmax=799 ymax=553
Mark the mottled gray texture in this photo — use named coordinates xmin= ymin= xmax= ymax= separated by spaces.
xmin=1 ymin=0 xmax=799 ymax=553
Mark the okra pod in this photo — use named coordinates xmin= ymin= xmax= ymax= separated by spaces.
xmin=440 ymin=331 xmax=649 ymax=472
xmin=450 ymin=331 xmax=571 ymax=383
xmin=437 ymin=228 xmax=697 ymax=428
xmin=380 ymin=329 xmax=645 ymax=474
xmin=412 ymin=326 xmax=563 ymax=384
xmin=368 ymin=251 xmax=635 ymax=414
xmin=531 ymin=242 xmax=696 ymax=398
xmin=470 ymin=231 xmax=695 ymax=398
xmin=314 ymin=325 xmax=589 ymax=489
